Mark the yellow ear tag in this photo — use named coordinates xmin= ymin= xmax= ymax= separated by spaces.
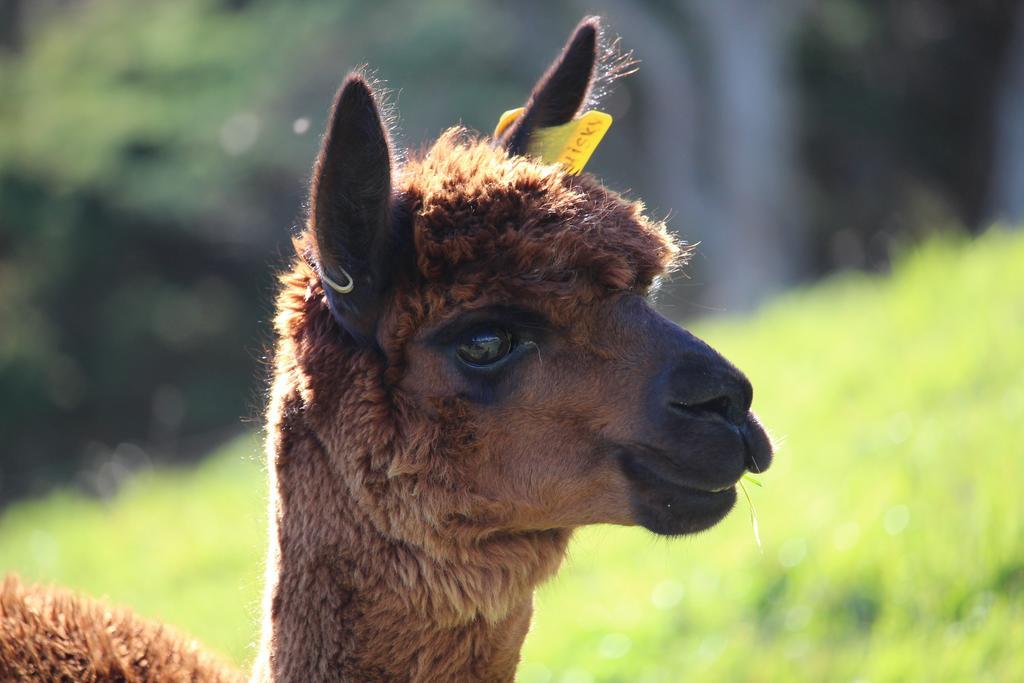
xmin=527 ymin=111 xmax=613 ymax=175
xmin=494 ymin=107 xmax=525 ymax=138
xmin=493 ymin=108 xmax=613 ymax=175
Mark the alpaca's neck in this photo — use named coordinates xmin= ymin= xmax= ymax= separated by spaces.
xmin=251 ymin=532 xmax=534 ymax=682
xmin=251 ymin=514 xmax=533 ymax=682
xmin=249 ymin=386 xmax=566 ymax=682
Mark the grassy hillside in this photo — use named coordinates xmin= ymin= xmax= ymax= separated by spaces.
xmin=2 ymin=230 xmax=1023 ymax=681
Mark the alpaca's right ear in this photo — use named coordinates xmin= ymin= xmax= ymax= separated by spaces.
xmin=499 ymin=16 xmax=601 ymax=156
xmin=310 ymin=74 xmax=403 ymax=344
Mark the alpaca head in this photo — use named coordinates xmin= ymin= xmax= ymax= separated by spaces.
xmin=277 ymin=17 xmax=772 ymax=579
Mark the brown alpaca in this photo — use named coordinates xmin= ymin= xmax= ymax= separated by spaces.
xmin=0 ymin=575 xmax=239 ymax=682
xmin=1 ymin=17 xmax=772 ymax=682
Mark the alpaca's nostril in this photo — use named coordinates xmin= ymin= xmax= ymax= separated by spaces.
xmin=689 ymin=396 xmax=733 ymax=419
xmin=669 ymin=395 xmax=734 ymax=423
xmin=662 ymin=336 xmax=754 ymax=428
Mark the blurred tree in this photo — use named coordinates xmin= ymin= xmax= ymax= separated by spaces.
xmin=0 ymin=0 xmax=23 ymax=52
xmin=797 ymin=0 xmax=1021 ymax=273
xmin=989 ymin=2 xmax=1024 ymax=225
xmin=684 ymin=0 xmax=809 ymax=309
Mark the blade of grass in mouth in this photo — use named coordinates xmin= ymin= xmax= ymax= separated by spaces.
xmin=739 ymin=480 xmax=762 ymax=552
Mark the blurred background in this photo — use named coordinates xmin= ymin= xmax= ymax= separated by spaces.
xmin=1 ymin=1 xmax=1023 ymax=681
xmin=2 ymin=0 xmax=1023 ymax=501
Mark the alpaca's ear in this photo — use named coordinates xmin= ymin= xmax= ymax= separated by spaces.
xmin=310 ymin=74 xmax=404 ymax=343
xmin=499 ymin=16 xmax=600 ymax=156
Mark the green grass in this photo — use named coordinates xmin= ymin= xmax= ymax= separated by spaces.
xmin=3 ymin=230 xmax=1024 ymax=681
xmin=0 ymin=438 xmax=267 ymax=663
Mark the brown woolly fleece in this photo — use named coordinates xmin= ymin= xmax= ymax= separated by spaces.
xmin=0 ymin=575 xmax=240 ymax=682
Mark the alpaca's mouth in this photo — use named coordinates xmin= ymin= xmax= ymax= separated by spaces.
xmin=616 ymin=451 xmax=740 ymax=536
xmin=615 ymin=415 xmax=772 ymax=537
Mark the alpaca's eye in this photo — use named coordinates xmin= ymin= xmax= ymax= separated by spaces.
xmin=456 ymin=328 xmax=513 ymax=366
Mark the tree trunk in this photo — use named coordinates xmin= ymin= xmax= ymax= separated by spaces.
xmin=689 ymin=0 xmax=809 ymax=310
xmin=0 ymin=0 xmax=23 ymax=53
xmin=988 ymin=2 xmax=1024 ymax=229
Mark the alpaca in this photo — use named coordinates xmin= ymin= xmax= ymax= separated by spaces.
xmin=1 ymin=17 xmax=772 ymax=682
xmin=0 ymin=575 xmax=239 ymax=682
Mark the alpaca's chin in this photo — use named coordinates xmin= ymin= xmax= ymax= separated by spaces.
xmin=616 ymin=451 xmax=740 ymax=536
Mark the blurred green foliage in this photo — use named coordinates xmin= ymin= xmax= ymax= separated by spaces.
xmin=3 ymin=230 xmax=1021 ymax=680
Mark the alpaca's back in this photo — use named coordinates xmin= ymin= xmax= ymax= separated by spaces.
xmin=0 ymin=575 xmax=242 ymax=682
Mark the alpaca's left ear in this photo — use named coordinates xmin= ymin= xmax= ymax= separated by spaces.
xmin=310 ymin=74 xmax=407 ymax=344
xmin=499 ymin=16 xmax=601 ymax=156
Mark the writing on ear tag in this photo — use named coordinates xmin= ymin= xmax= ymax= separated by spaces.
xmin=493 ymin=108 xmax=613 ymax=175
xmin=527 ymin=110 xmax=612 ymax=175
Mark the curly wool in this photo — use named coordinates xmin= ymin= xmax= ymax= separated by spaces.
xmin=0 ymin=575 xmax=240 ymax=683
